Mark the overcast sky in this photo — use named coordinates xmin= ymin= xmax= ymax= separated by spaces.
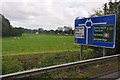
xmin=1 ymin=0 xmax=109 ymax=30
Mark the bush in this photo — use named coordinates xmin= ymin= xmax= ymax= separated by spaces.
xmin=82 ymin=48 xmax=94 ymax=59
xmin=2 ymin=59 xmax=24 ymax=74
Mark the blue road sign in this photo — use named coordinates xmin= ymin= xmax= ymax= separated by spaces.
xmin=74 ymin=14 xmax=116 ymax=48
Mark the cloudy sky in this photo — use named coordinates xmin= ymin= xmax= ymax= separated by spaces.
xmin=1 ymin=0 xmax=109 ymax=30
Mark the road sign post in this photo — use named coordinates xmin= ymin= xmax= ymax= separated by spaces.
xmin=80 ymin=45 xmax=82 ymax=60
xmin=103 ymin=48 xmax=105 ymax=56
xmin=74 ymin=14 xmax=116 ymax=57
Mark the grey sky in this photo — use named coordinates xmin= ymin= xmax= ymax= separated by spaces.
xmin=1 ymin=0 xmax=109 ymax=30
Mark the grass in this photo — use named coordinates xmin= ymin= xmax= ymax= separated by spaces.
xmin=2 ymin=33 xmax=118 ymax=78
xmin=2 ymin=33 xmax=80 ymax=74
xmin=2 ymin=33 xmax=79 ymax=56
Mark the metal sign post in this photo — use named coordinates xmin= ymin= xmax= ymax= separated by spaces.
xmin=80 ymin=45 xmax=82 ymax=60
xmin=103 ymin=48 xmax=106 ymax=56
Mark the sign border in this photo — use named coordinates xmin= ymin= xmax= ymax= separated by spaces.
xmin=74 ymin=14 xmax=116 ymax=48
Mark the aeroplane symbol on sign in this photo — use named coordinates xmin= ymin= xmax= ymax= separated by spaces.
xmin=103 ymin=33 xmax=110 ymax=38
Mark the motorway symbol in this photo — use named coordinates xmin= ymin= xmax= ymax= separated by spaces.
xmin=74 ymin=14 xmax=116 ymax=48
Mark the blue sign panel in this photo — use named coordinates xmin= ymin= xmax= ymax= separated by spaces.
xmin=74 ymin=14 xmax=116 ymax=48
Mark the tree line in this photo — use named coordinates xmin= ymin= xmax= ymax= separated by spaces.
xmin=0 ymin=14 xmax=74 ymax=37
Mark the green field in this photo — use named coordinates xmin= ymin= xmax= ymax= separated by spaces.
xmin=2 ymin=33 xmax=118 ymax=77
xmin=2 ymin=33 xmax=79 ymax=55
xmin=2 ymin=33 xmax=81 ymax=74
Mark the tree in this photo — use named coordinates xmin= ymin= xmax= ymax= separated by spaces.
xmin=0 ymin=14 xmax=2 ymax=37
xmin=38 ymin=28 xmax=44 ymax=34
xmin=1 ymin=14 xmax=13 ymax=37
xmin=11 ymin=27 xmax=24 ymax=37
xmin=90 ymin=1 xmax=120 ymax=55
xmin=90 ymin=9 xmax=103 ymax=17
xmin=115 ymin=2 xmax=120 ymax=54
xmin=1 ymin=14 xmax=24 ymax=37
xmin=106 ymin=1 xmax=120 ymax=54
